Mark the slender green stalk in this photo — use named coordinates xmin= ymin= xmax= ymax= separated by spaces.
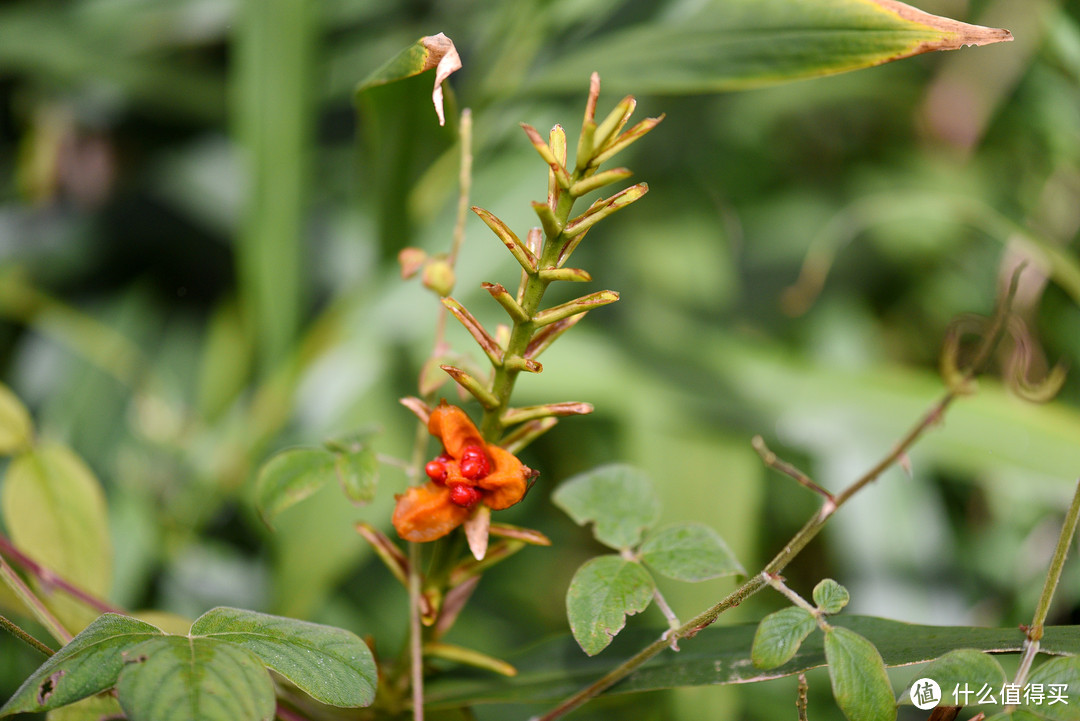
xmin=0 ymin=612 xmax=54 ymax=657
xmin=1012 ymin=477 xmax=1080 ymax=689
xmin=533 ymin=269 xmax=1024 ymax=721
xmin=0 ymin=553 xmax=71 ymax=645
xmin=408 ymin=541 xmax=425 ymax=721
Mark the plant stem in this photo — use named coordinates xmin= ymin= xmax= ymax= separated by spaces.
xmin=480 ymin=165 xmax=581 ymax=442
xmin=533 ymin=271 xmax=1023 ymax=721
xmin=0 ymin=552 xmax=71 ymax=645
xmin=0 ymin=533 xmax=122 ymax=616
xmin=408 ymin=541 xmax=425 ymax=721
xmin=0 ymin=612 xmax=54 ymax=657
xmin=1012 ymin=476 xmax=1080 ymax=689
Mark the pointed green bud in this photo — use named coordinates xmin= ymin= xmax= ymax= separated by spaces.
xmin=593 ymin=95 xmax=636 ymax=157
xmin=564 ymin=184 xmax=648 ymax=237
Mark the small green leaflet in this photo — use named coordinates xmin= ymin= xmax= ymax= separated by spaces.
xmin=900 ymin=649 xmax=1005 ymax=706
xmin=1025 ymin=656 xmax=1080 ymax=721
xmin=640 ymin=523 xmax=743 ymax=582
xmin=553 ymin=464 xmax=661 ymax=550
xmin=825 ymin=626 xmax=896 ymax=721
xmin=255 ymin=441 xmax=378 ymax=528
xmin=752 ymin=607 xmax=818 ymax=669
xmin=566 ymin=555 xmax=655 ymax=656
xmin=813 ymin=579 xmax=850 ymax=614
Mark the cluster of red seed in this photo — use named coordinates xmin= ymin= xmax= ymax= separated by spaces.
xmin=424 ymin=446 xmax=491 ymax=508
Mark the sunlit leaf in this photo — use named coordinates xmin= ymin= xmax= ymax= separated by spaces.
xmin=0 ymin=444 xmax=112 ymax=631
xmin=824 ymin=626 xmax=896 ymax=721
xmin=190 ymin=607 xmax=376 ymax=708
xmin=0 ymin=382 xmax=33 ymax=455
xmin=116 ymin=636 xmax=275 ymax=721
xmin=566 ymin=555 xmax=655 ymax=656
xmin=639 ymin=522 xmax=743 ymax=582
xmin=0 ymin=614 xmax=162 ymax=716
xmin=553 ymin=464 xmax=661 ymax=550
xmin=530 ymin=0 xmax=1011 ymax=95
xmin=751 ymin=607 xmax=818 ymax=669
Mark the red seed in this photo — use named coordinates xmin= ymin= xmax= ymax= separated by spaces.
xmin=425 ymin=460 xmax=447 ymax=485
xmin=459 ymin=445 xmax=490 ymax=480
xmin=448 ymin=483 xmax=482 ymax=507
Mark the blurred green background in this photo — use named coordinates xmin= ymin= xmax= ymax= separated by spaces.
xmin=0 ymin=0 xmax=1079 ymax=719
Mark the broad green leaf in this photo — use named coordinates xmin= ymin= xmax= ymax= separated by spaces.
xmin=824 ymin=627 xmax=896 ymax=721
xmin=116 ymin=636 xmax=275 ymax=721
xmin=900 ymin=649 xmax=1005 ymax=706
xmin=190 ymin=607 xmax=376 ymax=708
xmin=1025 ymin=655 xmax=1080 ymax=721
xmin=0 ymin=614 xmax=162 ymax=716
xmin=813 ymin=579 xmax=850 ymax=614
xmin=0 ymin=382 xmax=33 ymax=455
xmin=45 ymin=694 xmax=123 ymax=721
xmin=529 ymin=0 xmax=1012 ymax=95
xmin=0 ymin=444 xmax=112 ymax=631
xmin=333 ymin=447 xmax=378 ymax=505
xmin=254 ymin=447 xmax=337 ymax=527
xmin=639 ymin=523 xmax=744 ymax=582
xmin=751 ymin=607 xmax=818 ymax=669
xmin=425 ymin=619 xmax=1080 ymax=708
xmin=553 ymin=464 xmax=661 ymax=550
xmin=355 ymin=33 xmax=461 ymax=126
xmin=566 ymin=555 xmax=655 ymax=656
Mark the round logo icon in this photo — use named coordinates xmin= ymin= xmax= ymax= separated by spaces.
xmin=911 ymin=678 xmax=942 ymax=710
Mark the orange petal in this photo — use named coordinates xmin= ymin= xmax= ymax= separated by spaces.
xmin=428 ymin=403 xmax=486 ymax=458
xmin=477 ymin=445 xmax=529 ymax=510
xmin=392 ymin=483 xmax=470 ymax=542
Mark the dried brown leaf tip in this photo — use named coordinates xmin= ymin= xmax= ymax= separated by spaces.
xmin=871 ymin=0 xmax=1012 ymax=56
xmin=420 ymin=33 xmax=462 ymax=126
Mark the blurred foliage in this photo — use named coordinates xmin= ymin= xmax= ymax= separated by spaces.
xmin=0 ymin=0 xmax=1078 ymax=719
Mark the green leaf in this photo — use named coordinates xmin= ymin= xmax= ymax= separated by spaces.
xmin=116 ymin=636 xmax=275 ymax=721
xmin=333 ymin=446 xmax=378 ymax=505
xmin=566 ymin=555 xmax=655 ymax=656
xmin=1025 ymin=655 xmax=1080 ymax=721
xmin=355 ymin=33 xmax=461 ymax=125
xmin=813 ymin=579 xmax=850 ymax=614
xmin=0 ymin=614 xmax=163 ymax=716
xmin=0 ymin=444 xmax=112 ymax=631
xmin=254 ymin=447 xmax=337 ymax=527
xmin=553 ymin=464 xmax=661 ymax=550
xmin=824 ymin=626 xmax=896 ymax=721
xmin=900 ymin=649 xmax=1005 ymax=706
xmin=424 ymin=619 xmax=1080 ymax=708
xmin=0 ymin=382 xmax=33 ymax=455
xmin=529 ymin=0 xmax=1012 ymax=95
xmin=190 ymin=607 xmax=376 ymax=708
xmin=752 ymin=607 xmax=818 ymax=669
xmin=639 ymin=522 xmax=744 ymax=582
